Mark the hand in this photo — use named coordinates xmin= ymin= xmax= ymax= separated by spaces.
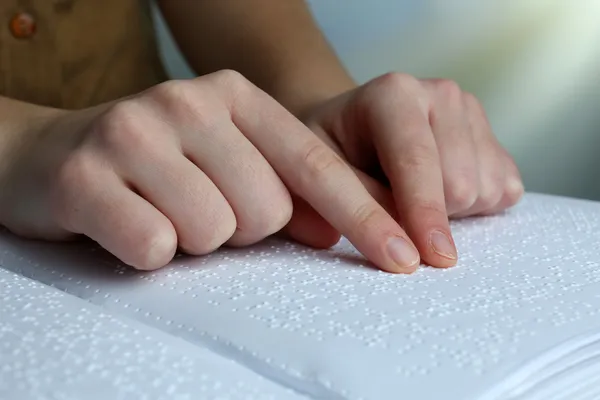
xmin=287 ymin=72 xmax=524 ymax=271
xmin=0 ymin=70 xmax=427 ymax=273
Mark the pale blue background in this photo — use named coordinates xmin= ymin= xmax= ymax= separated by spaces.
xmin=150 ymin=1 xmax=600 ymax=201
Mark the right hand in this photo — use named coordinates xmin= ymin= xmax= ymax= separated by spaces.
xmin=0 ymin=70 xmax=421 ymax=273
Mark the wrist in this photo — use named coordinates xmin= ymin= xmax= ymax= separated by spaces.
xmin=0 ymin=99 xmax=68 ymax=175
xmin=268 ymin=70 xmax=357 ymax=118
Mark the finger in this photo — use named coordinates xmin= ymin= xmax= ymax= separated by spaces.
xmin=480 ymin=150 xmax=524 ymax=215
xmin=280 ymin=168 xmax=395 ymax=250
xmin=219 ymin=71 xmax=420 ymax=273
xmin=362 ymin=74 xmax=458 ymax=268
xmin=282 ymin=121 xmax=396 ymax=250
xmin=60 ymin=167 xmax=177 ymax=271
xmin=124 ymin=151 xmax=237 ymax=256
xmin=354 ymin=168 xmax=398 ymax=220
xmin=279 ymin=195 xmax=341 ymax=249
xmin=452 ymin=93 xmax=507 ymax=218
xmin=94 ymin=105 xmax=238 ymax=255
xmin=301 ymin=121 xmax=397 ymax=219
xmin=422 ymin=79 xmax=479 ymax=216
xmin=274 ymin=123 xmax=340 ymax=249
xmin=181 ymin=120 xmax=293 ymax=247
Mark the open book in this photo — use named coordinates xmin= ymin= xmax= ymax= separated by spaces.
xmin=3 ymin=192 xmax=600 ymax=400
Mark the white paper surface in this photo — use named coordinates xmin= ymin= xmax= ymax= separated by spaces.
xmin=0 ymin=269 xmax=305 ymax=400
xmin=3 ymin=193 xmax=600 ymax=399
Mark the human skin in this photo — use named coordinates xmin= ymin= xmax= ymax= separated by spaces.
xmin=0 ymin=1 xmax=523 ymax=274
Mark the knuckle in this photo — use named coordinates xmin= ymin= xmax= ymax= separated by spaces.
xmin=436 ymin=79 xmax=463 ymax=100
xmin=210 ymin=69 xmax=252 ymax=94
xmin=396 ymin=143 xmax=438 ymax=172
xmin=149 ymin=80 xmax=217 ymax=127
xmin=301 ymin=142 xmax=346 ymax=178
xmin=462 ymin=91 xmax=480 ymax=107
xmin=235 ymin=195 xmax=293 ymax=243
xmin=270 ymin=203 xmax=294 ymax=232
xmin=206 ymin=69 xmax=254 ymax=112
xmin=445 ymin=175 xmax=478 ymax=210
xmin=150 ymin=79 xmax=189 ymax=101
xmin=212 ymin=68 xmax=246 ymax=84
xmin=206 ymin=214 xmax=237 ymax=252
xmin=365 ymin=72 xmax=422 ymax=100
xmin=374 ymin=71 xmax=418 ymax=90
xmin=408 ymin=198 xmax=447 ymax=217
xmin=361 ymin=72 xmax=430 ymax=113
xmin=353 ymin=203 xmax=386 ymax=232
xmin=103 ymin=100 xmax=142 ymax=126
xmin=185 ymin=207 xmax=237 ymax=255
xmin=135 ymin=227 xmax=178 ymax=271
xmin=254 ymin=198 xmax=293 ymax=235
xmin=463 ymin=92 xmax=488 ymax=118
xmin=504 ymin=177 xmax=525 ymax=206
xmin=478 ymin=185 xmax=504 ymax=209
xmin=96 ymin=101 xmax=149 ymax=150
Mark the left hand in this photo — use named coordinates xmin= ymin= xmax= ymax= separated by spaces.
xmin=281 ymin=72 xmax=524 ymax=270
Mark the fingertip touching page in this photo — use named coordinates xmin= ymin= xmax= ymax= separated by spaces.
xmin=2 ymin=193 xmax=600 ymax=399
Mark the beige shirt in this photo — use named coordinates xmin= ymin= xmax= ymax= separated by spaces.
xmin=0 ymin=0 xmax=167 ymax=109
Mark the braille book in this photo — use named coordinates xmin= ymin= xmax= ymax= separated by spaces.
xmin=2 ymin=192 xmax=600 ymax=400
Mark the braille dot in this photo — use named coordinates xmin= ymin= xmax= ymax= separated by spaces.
xmin=3 ymin=195 xmax=600 ymax=398
xmin=0 ymin=269 xmax=304 ymax=399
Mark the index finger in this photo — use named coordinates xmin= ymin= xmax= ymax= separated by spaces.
xmin=217 ymin=73 xmax=421 ymax=273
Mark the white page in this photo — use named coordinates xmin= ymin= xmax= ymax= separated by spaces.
xmin=0 ymin=268 xmax=305 ymax=400
xmin=2 ymin=193 xmax=600 ymax=399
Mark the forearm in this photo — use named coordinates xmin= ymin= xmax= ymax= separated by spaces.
xmin=158 ymin=0 xmax=356 ymax=116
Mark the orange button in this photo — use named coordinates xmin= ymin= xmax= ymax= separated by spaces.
xmin=9 ymin=12 xmax=36 ymax=39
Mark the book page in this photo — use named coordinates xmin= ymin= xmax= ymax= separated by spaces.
xmin=2 ymin=193 xmax=600 ymax=399
xmin=0 ymin=268 xmax=305 ymax=400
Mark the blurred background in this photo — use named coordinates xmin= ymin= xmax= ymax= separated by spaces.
xmin=151 ymin=1 xmax=600 ymax=201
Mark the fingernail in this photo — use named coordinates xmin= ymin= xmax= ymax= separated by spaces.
xmin=386 ymin=236 xmax=420 ymax=270
xmin=429 ymin=230 xmax=457 ymax=260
